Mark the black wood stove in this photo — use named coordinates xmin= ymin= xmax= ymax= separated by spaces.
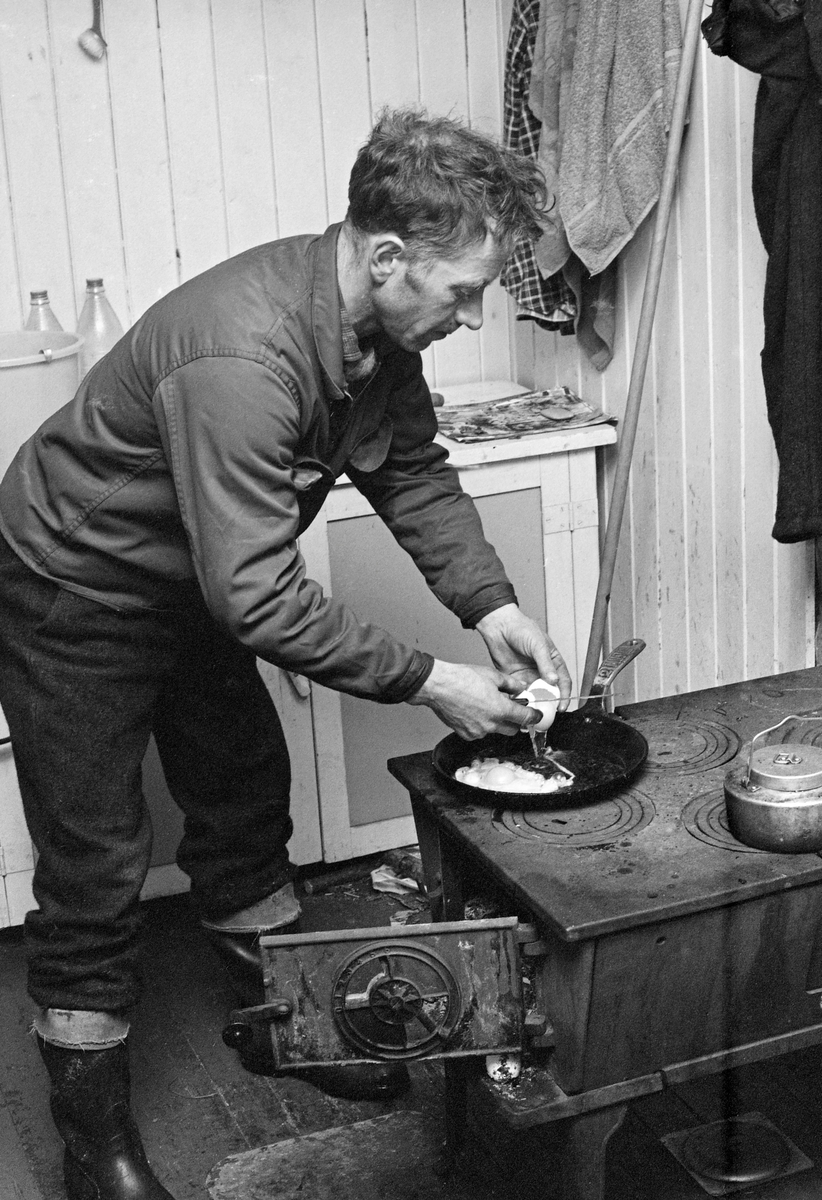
xmin=243 ymin=666 xmax=822 ymax=1199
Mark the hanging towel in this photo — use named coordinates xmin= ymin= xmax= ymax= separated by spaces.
xmin=528 ymin=0 xmax=579 ymax=277
xmin=557 ymin=0 xmax=682 ymax=277
xmin=501 ymin=0 xmax=616 ymax=369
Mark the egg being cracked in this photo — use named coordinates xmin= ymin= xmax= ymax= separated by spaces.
xmin=515 ymin=678 xmax=561 ymax=732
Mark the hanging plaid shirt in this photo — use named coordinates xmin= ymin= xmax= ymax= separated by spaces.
xmin=500 ymin=0 xmax=576 ymax=328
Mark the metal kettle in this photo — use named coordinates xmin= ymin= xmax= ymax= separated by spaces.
xmin=724 ymin=717 xmax=822 ymax=853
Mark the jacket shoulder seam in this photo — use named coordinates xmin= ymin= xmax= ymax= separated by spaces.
xmin=155 ymin=348 xmax=301 ymax=405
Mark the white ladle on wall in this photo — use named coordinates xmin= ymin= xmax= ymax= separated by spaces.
xmin=78 ymin=0 xmax=107 ymax=60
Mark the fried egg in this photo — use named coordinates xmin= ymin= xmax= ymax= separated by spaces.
xmin=455 ymin=757 xmax=572 ymax=794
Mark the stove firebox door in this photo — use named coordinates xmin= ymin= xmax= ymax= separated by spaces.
xmin=247 ymin=917 xmax=525 ymax=1070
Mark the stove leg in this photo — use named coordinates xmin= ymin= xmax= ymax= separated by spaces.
xmin=409 ymin=793 xmax=464 ymax=921
xmin=434 ymin=1059 xmax=469 ymax=1178
xmin=557 ymin=1102 xmax=628 ymax=1200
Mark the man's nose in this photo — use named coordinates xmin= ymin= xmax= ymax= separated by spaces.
xmin=455 ymin=293 xmax=484 ymax=331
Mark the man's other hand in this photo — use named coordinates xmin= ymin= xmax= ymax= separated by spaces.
xmin=474 ymin=603 xmax=572 ymax=708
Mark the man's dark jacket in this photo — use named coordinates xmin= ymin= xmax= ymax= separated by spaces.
xmin=0 ymin=224 xmax=515 ymax=700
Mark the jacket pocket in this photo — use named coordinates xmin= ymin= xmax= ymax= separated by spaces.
xmin=293 ymin=458 xmax=335 ymax=535
xmin=346 ymin=417 xmax=394 ymax=472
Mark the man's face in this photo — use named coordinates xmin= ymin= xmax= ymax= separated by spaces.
xmin=373 ymin=232 xmax=508 ymax=353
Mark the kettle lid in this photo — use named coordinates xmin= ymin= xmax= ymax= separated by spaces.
xmin=748 ymin=742 xmax=822 ymax=792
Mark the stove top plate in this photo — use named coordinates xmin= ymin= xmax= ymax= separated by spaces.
xmin=392 ymin=667 xmax=822 ymax=940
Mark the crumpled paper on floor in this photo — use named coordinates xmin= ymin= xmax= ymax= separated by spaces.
xmin=370 ymin=864 xmax=420 ymax=898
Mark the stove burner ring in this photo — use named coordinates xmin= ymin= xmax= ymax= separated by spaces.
xmin=492 ymin=790 xmax=654 ymax=846
xmin=628 ymin=715 xmax=740 ymax=774
xmin=682 ymin=789 xmax=763 ymax=854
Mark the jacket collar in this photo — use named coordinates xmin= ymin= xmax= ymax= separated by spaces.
xmin=311 ymin=223 xmax=347 ymax=402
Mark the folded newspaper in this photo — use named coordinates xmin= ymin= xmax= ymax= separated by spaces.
xmin=436 ymin=386 xmax=613 ymax=443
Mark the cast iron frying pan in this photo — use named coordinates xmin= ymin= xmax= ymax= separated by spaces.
xmin=431 ymin=639 xmax=648 ymax=809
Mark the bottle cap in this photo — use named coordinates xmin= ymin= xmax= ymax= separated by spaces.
xmin=30 ymin=290 xmax=48 ymax=301
xmin=86 ymin=278 xmax=104 ymax=289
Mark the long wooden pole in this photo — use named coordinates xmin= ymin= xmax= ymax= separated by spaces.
xmin=580 ymin=0 xmax=705 ymax=699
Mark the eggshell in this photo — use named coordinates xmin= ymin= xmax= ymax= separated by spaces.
xmin=516 ymin=678 xmax=561 ymax=731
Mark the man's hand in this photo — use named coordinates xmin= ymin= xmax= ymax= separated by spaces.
xmin=474 ymin=603 xmax=573 ymax=708
xmin=407 ymin=659 xmax=544 ymax=741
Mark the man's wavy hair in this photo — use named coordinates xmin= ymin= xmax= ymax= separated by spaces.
xmin=347 ymin=108 xmax=547 ymax=262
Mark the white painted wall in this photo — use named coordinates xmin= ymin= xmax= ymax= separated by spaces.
xmin=0 ymin=0 xmax=813 ymax=710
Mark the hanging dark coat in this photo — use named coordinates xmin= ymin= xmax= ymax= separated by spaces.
xmin=703 ymin=0 xmax=822 ymax=543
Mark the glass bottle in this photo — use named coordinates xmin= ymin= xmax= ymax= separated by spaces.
xmin=24 ymin=290 xmax=63 ymax=332
xmin=76 ymin=278 xmax=124 ymax=379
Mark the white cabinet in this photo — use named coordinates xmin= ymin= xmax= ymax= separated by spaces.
xmin=0 ymin=383 xmax=614 ymax=924
xmin=0 ymin=706 xmax=35 ymax=928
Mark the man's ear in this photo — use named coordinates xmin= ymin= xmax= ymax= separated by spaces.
xmin=370 ymin=235 xmax=406 ymax=284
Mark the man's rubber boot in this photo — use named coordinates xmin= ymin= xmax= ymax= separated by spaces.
xmin=201 ymin=881 xmax=302 ymax=1007
xmin=37 ymin=1035 xmax=175 ymax=1200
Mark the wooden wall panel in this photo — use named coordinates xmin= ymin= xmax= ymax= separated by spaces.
xmin=48 ymin=0 xmax=128 ymax=325
xmin=156 ymin=0 xmax=228 ymax=281
xmin=0 ymin=0 xmax=75 ymax=327
xmin=315 ymin=0 xmax=372 ymax=225
xmin=705 ymin=46 xmax=745 ymax=686
xmin=211 ymin=0 xmax=279 ymax=257
xmin=615 ymin=220 xmax=662 ymax=703
xmin=105 ymin=1 xmax=178 ymax=320
xmin=365 ymin=0 xmax=421 ymax=112
xmin=417 ymin=0 xmax=481 ymax=388
xmin=677 ymin=78 xmax=717 ymax=694
xmin=0 ymin=62 xmax=22 ymax=330
xmin=468 ymin=0 xmax=512 ymax=383
xmin=262 ymin=1 xmax=328 ymax=237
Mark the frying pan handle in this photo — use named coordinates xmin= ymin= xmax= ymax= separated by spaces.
xmin=588 ymin=639 xmax=645 ymax=704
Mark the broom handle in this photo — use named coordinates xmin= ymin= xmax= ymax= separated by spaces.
xmin=580 ymin=0 xmax=705 ymax=699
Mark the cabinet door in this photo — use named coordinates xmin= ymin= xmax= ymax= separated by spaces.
xmin=314 ymin=486 xmax=552 ymax=856
xmin=0 ymin=706 xmax=33 ymax=927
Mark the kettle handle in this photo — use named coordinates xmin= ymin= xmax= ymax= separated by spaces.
xmin=746 ymin=714 xmax=822 ymax=784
